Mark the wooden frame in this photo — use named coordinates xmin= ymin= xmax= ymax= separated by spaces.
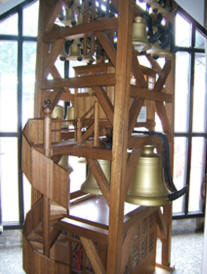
xmin=22 ymin=0 xmax=177 ymax=273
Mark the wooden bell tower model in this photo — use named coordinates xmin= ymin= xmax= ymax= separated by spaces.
xmin=22 ymin=0 xmax=180 ymax=273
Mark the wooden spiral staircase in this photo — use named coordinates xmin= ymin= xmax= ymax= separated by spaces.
xmin=21 ymin=0 xmax=181 ymax=273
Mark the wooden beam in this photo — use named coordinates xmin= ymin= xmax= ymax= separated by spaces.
xmin=52 ymin=144 xmax=112 ymax=160
xmin=153 ymin=59 xmax=171 ymax=93
xmin=155 ymin=101 xmax=173 ymax=137
xmin=128 ymin=98 xmax=144 ymax=137
xmin=107 ymin=0 xmax=134 ymax=273
xmin=125 ymin=148 xmax=142 ymax=195
xmin=131 ymin=49 xmax=148 ymax=88
xmin=44 ymin=0 xmax=63 ymax=32
xmin=43 ymin=39 xmax=65 ymax=78
xmin=130 ymin=86 xmax=173 ymax=102
xmin=41 ymin=73 xmax=116 ymax=89
xmin=96 ymin=32 xmax=116 ymax=66
xmin=120 ymin=224 xmax=138 ymax=273
xmin=74 ymin=63 xmax=110 ymax=75
xmin=94 ymin=86 xmax=114 ymax=126
xmin=87 ymin=159 xmax=110 ymax=205
xmin=44 ymin=17 xmax=118 ymax=42
xmin=80 ymin=237 xmax=106 ymax=274
xmin=157 ymin=209 xmax=167 ymax=241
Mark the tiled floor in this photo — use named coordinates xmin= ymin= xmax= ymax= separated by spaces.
xmin=0 ymin=219 xmax=204 ymax=274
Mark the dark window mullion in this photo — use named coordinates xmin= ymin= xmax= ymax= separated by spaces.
xmin=184 ymin=24 xmax=196 ymax=216
xmin=17 ymin=7 xmax=24 ymax=227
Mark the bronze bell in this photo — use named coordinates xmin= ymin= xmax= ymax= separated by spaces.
xmin=51 ymin=105 xmax=64 ymax=119
xmin=58 ymin=155 xmax=73 ymax=174
xmin=64 ymin=103 xmax=75 ymax=127
xmin=132 ymin=16 xmax=151 ymax=52
xmin=147 ymin=43 xmax=172 ymax=59
xmin=63 ymin=7 xmax=76 ymax=27
xmin=81 ymin=160 xmax=110 ymax=195
xmin=67 ymin=103 xmax=75 ymax=120
xmin=126 ymin=145 xmax=170 ymax=206
xmin=66 ymin=39 xmax=82 ymax=61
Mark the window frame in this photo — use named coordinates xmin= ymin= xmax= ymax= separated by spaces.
xmin=0 ymin=0 xmax=37 ymax=229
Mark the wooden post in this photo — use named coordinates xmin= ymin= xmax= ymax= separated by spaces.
xmin=107 ymin=0 xmax=134 ymax=273
xmin=94 ymin=100 xmax=100 ymax=147
xmin=43 ymin=106 xmax=52 ymax=257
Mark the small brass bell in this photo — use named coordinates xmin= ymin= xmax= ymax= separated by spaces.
xmin=63 ymin=7 xmax=76 ymax=27
xmin=132 ymin=17 xmax=151 ymax=52
xmin=81 ymin=160 xmax=110 ymax=195
xmin=126 ymin=145 xmax=170 ymax=206
xmin=64 ymin=103 xmax=75 ymax=128
xmin=67 ymin=103 xmax=75 ymax=121
xmin=66 ymin=40 xmax=82 ymax=61
xmin=58 ymin=155 xmax=73 ymax=174
xmin=51 ymin=105 xmax=64 ymax=120
xmin=147 ymin=43 xmax=172 ymax=59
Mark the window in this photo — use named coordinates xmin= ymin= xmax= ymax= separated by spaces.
xmin=0 ymin=0 xmax=38 ymax=228
xmin=173 ymin=13 xmax=207 ymax=217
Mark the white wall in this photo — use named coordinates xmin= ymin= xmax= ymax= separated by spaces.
xmin=176 ymin=0 xmax=205 ymax=25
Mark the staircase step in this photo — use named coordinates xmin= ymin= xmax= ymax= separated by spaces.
xmin=29 ymin=240 xmax=44 ymax=253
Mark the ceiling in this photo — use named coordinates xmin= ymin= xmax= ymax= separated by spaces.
xmin=0 ymin=0 xmax=24 ymax=15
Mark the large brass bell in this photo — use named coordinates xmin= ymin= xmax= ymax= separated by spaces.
xmin=132 ymin=17 xmax=151 ymax=52
xmin=81 ymin=160 xmax=110 ymax=195
xmin=126 ymin=145 xmax=170 ymax=206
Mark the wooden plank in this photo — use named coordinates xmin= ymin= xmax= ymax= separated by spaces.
xmin=22 ymin=134 xmax=32 ymax=182
xmin=22 ymin=235 xmax=70 ymax=274
xmin=23 ymin=119 xmax=61 ymax=145
xmin=31 ymin=148 xmax=69 ymax=209
xmin=60 ymin=90 xmax=74 ymax=101
xmin=130 ymin=86 xmax=173 ymax=102
xmin=107 ymin=0 xmax=134 ymax=273
xmin=41 ymin=73 xmax=116 ymax=89
xmin=96 ymin=32 xmax=116 ymax=66
xmin=80 ymin=237 xmax=106 ymax=274
xmin=23 ymin=197 xmax=43 ymax=237
xmin=58 ymin=218 xmax=108 ymax=245
xmin=161 ymin=204 xmax=173 ymax=267
xmin=87 ymin=159 xmax=110 ymax=205
xmin=74 ymin=63 xmax=110 ymax=75
xmin=94 ymin=86 xmax=114 ymax=126
xmin=44 ymin=17 xmax=118 ymax=42
xmin=52 ymin=144 xmax=112 ymax=160
xmin=127 ymin=135 xmax=162 ymax=149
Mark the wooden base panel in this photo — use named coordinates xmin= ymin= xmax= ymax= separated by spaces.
xmin=23 ymin=235 xmax=71 ymax=274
